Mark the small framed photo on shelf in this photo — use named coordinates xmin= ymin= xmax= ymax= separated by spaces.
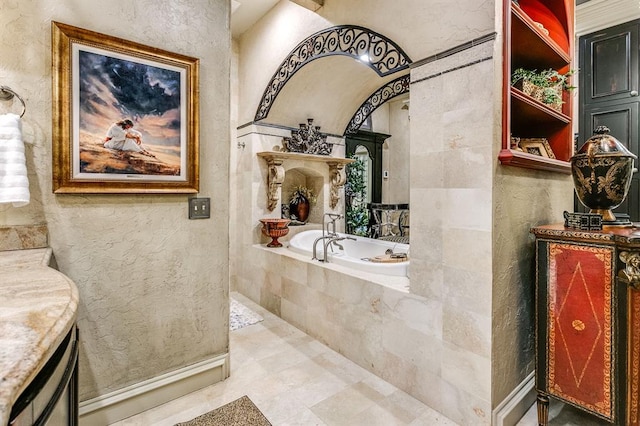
xmin=514 ymin=137 xmax=556 ymax=159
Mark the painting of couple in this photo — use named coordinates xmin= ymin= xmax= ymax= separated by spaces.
xmin=52 ymin=22 xmax=199 ymax=193
xmin=74 ymin=44 xmax=186 ymax=178
xmin=103 ymin=119 xmax=156 ymax=158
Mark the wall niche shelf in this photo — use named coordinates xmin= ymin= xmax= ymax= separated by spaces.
xmin=500 ymin=0 xmax=574 ymax=174
xmin=257 ymin=151 xmax=354 ymax=211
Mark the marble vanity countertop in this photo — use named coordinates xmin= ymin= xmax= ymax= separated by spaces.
xmin=0 ymin=248 xmax=79 ymax=425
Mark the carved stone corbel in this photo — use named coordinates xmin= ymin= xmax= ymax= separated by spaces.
xmin=265 ymin=159 xmax=285 ymax=211
xmin=328 ymin=161 xmax=347 ymax=209
xmin=257 ymin=151 xmax=354 ymax=212
xmin=619 ymin=250 xmax=640 ymax=290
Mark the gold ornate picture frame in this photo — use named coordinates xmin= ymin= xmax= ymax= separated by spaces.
xmin=516 ymin=137 xmax=556 ymax=159
xmin=52 ymin=22 xmax=199 ymax=193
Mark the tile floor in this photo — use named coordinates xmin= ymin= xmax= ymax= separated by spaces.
xmin=110 ymin=293 xmax=609 ymax=426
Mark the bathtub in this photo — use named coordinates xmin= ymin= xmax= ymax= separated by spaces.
xmin=288 ymin=230 xmax=409 ymax=277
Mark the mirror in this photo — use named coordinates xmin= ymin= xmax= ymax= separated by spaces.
xmin=353 ymin=145 xmax=373 ymax=204
xmin=345 ymin=94 xmax=410 ymax=239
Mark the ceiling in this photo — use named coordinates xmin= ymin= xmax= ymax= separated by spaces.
xmin=233 ymin=0 xmax=640 ymax=39
xmin=231 ymin=0 xmax=279 ymax=38
xmin=231 ymin=0 xmax=640 ymax=131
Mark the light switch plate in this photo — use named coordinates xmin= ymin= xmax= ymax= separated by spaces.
xmin=189 ymin=197 xmax=211 ymax=219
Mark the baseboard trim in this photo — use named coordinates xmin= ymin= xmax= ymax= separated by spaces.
xmin=492 ymin=371 xmax=536 ymax=426
xmin=79 ymin=353 xmax=230 ymax=426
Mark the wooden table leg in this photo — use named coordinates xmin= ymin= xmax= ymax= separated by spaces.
xmin=536 ymin=393 xmax=549 ymax=426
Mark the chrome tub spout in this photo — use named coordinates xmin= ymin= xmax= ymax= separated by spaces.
xmin=323 ymin=235 xmax=356 ymax=263
xmin=313 ymin=212 xmax=345 ymax=261
xmin=312 ymin=235 xmax=332 ymax=261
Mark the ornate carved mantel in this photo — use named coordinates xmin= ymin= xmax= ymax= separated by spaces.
xmin=257 ymin=151 xmax=354 ymax=211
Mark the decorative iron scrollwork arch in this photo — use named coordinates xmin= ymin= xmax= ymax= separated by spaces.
xmin=254 ymin=25 xmax=412 ymax=122
xmin=344 ymin=74 xmax=410 ymax=135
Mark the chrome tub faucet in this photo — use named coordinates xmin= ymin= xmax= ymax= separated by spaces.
xmin=312 ymin=213 xmax=346 ymax=262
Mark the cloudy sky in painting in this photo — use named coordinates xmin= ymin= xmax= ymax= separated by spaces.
xmin=78 ymin=50 xmax=182 ymax=147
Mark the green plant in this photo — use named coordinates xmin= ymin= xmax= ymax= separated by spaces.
xmin=511 ymin=68 xmax=576 ymax=105
xmin=345 ymin=156 xmax=369 ymax=236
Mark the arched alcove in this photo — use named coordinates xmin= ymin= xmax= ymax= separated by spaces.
xmin=251 ymin=24 xmax=413 ymax=241
xmin=254 ymin=25 xmax=412 ymax=135
xmin=344 ymin=74 xmax=410 ymax=135
xmin=282 ymin=166 xmax=324 ymax=224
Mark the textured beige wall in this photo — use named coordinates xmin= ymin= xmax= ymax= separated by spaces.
xmin=492 ymin=169 xmax=573 ymax=404
xmin=490 ymin=4 xmax=574 ymax=407
xmin=0 ymin=0 xmax=230 ymax=401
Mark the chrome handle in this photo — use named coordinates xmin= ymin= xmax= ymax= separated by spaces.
xmin=631 ymin=90 xmax=638 ymax=96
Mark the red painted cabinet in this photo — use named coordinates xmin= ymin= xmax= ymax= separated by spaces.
xmin=532 ymin=225 xmax=640 ymax=425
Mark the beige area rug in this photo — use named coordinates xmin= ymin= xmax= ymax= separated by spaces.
xmin=175 ymin=395 xmax=271 ymax=426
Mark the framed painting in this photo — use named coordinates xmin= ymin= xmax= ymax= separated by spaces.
xmin=518 ymin=138 xmax=556 ymax=159
xmin=52 ymin=22 xmax=199 ymax=193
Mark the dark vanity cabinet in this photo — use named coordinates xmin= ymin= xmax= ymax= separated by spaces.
xmin=9 ymin=326 xmax=79 ymax=426
xmin=532 ymin=225 xmax=640 ymax=425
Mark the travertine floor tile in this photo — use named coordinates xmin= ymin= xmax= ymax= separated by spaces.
xmin=346 ymin=402 xmax=413 ymax=426
xmin=309 ymin=382 xmax=386 ymax=424
xmin=280 ymin=407 xmax=327 ymax=426
xmin=109 ymin=292 xmax=593 ymax=426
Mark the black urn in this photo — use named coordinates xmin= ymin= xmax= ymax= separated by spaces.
xmin=571 ymin=126 xmax=637 ymax=225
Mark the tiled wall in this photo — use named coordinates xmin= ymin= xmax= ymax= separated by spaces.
xmin=408 ymin=38 xmax=496 ymax=422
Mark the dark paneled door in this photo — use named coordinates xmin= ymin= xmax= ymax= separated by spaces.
xmin=345 ymin=130 xmax=389 ymax=204
xmin=578 ymin=20 xmax=640 ymax=220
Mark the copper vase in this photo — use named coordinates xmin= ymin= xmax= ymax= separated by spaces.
xmin=259 ymin=218 xmax=291 ymax=247
xmin=290 ymin=195 xmax=310 ymax=223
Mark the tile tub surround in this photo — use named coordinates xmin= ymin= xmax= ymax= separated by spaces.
xmin=235 ymin=244 xmax=489 ymax=425
xmin=0 ymin=248 xmax=79 ymax=425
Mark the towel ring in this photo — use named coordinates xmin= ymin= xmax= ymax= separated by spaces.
xmin=0 ymin=86 xmax=26 ymax=118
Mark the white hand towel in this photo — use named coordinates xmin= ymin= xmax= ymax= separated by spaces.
xmin=0 ymin=113 xmax=30 ymax=207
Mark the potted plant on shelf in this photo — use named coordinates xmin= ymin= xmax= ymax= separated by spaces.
xmin=288 ymin=185 xmax=316 ymax=224
xmin=511 ymin=67 xmax=576 ymax=112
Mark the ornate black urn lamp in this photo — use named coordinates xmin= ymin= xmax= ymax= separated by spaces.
xmin=571 ymin=126 xmax=637 ymax=226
